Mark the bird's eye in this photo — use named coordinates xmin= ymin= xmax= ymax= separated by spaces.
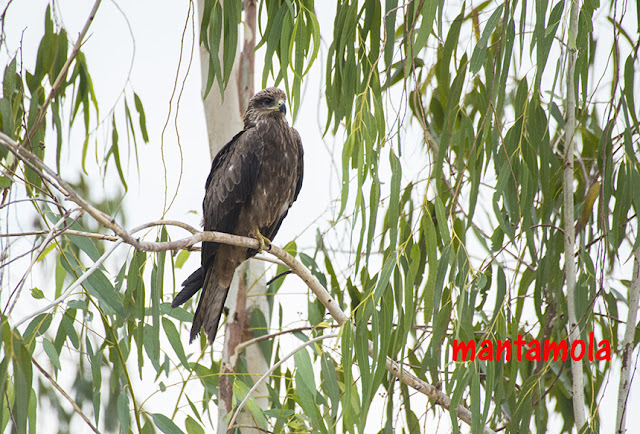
xmin=262 ymin=97 xmax=274 ymax=106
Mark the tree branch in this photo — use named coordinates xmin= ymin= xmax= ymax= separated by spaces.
xmin=24 ymin=0 xmax=103 ymax=146
xmin=563 ymin=0 xmax=586 ymax=429
xmin=32 ymin=357 xmax=99 ymax=433
xmin=13 ymin=239 xmax=124 ymax=328
xmin=0 ymin=128 xmax=496 ymax=434
xmin=4 ymin=208 xmax=81 ymax=316
xmin=227 ymin=334 xmax=338 ymax=432
xmin=616 ymin=245 xmax=640 ymax=433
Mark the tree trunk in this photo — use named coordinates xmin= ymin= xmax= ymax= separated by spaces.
xmin=196 ymin=1 xmax=269 ymax=432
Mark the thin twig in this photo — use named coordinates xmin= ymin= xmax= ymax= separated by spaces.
xmin=24 ymin=0 xmax=103 ymax=147
xmin=11 ymin=218 xmax=199 ymax=328
xmin=232 ymin=324 xmax=339 ymax=358
xmin=0 ymin=129 xmax=496 ymax=434
xmin=0 ymin=229 xmax=118 ymax=241
xmin=4 ymin=208 xmax=81 ymax=316
xmin=227 ymin=334 xmax=338 ymax=431
xmin=563 ymin=0 xmax=586 ymax=428
xmin=32 ymin=357 xmax=99 ymax=433
xmin=13 ymin=239 xmax=123 ymax=328
xmin=616 ymin=245 xmax=640 ymax=433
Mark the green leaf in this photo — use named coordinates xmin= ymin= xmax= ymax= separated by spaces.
xmin=373 ymin=256 xmax=396 ymax=303
xmin=293 ymin=347 xmax=322 ymax=431
xmin=117 ymin=392 xmax=130 ymax=433
xmin=160 ymin=303 xmax=192 ymax=322
xmin=320 ymin=353 xmax=340 ymax=419
xmin=108 ymin=117 xmax=128 ymax=191
xmin=12 ymin=335 xmax=32 ymax=434
xmin=384 ymin=0 xmax=399 ymax=71
xmin=339 ymin=133 xmax=354 ymax=217
xmin=151 ymin=229 xmax=168 ymax=361
xmin=2 ymin=57 xmax=17 ymax=100
xmin=162 ymin=317 xmax=189 ymax=368
xmin=222 ymin=0 xmax=241 ymax=86
xmin=388 ymin=149 xmax=401 ymax=252
xmin=127 ymin=250 xmax=147 ymax=320
xmin=152 ymin=413 xmax=185 ymax=434
xmin=23 ymin=313 xmax=52 ymax=339
xmin=42 ymin=339 xmax=61 ymax=370
xmin=89 ymin=341 xmax=102 ymax=424
xmin=470 ymin=5 xmax=504 ymax=74
xmin=66 ymin=233 xmax=101 ymax=262
xmin=86 ymin=269 xmax=125 ymax=317
xmin=184 ymin=416 xmax=204 ymax=434
xmin=134 ymin=93 xmax=149 ymax=142
xmin=0 ymin=176 xmax=11 ymax=189
xmin=174 ymin=250 xmax=190 ymax=269
xmin=413 ymin=0 xmax=438 ymax=54
xmin=30 ymin=288 xmax=44 ymax=300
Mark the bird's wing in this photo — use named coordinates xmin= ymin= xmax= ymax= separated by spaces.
xmin=172 ymin=130 xmax=262 ymax=308
xmin=260 ymin=128 xmax=304 ymax=242
xmin=201 ymin=129 xmax=263 ymax=268
xmin=293 ymin=128 xmax=304 ymax=202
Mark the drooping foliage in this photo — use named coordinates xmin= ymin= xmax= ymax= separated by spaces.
xmin=0 ymin=0 xmax=638 ymax=433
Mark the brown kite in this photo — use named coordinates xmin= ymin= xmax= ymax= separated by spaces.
xmin=172 ymin=88 xmax=304 ymax=343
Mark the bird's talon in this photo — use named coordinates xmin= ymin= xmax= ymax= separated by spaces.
xmin=254 ymin=230 xmax=272 ymax=252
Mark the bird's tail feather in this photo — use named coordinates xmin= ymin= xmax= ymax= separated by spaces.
xmin=171 ymin=267 xmax=204 ymax=308
xmin=190 ymin=269 xmax=229 ymax=343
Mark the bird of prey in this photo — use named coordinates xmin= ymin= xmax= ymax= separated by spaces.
xmin=172 ymin=88 xmax=304 ymax=344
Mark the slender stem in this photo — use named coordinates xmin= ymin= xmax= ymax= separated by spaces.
xmin=616 ymin=245 xmax=640 ymax=433
xmin=0 ymin=229 xmax=119 ymax=241
xmin=4 ymin=209 xmax=79 ymax=316
xmin=13 ymin=239 xmax=124 ymax=327
xmin=227 ymin=334 xmax=338 ymax=431
xmin=24 ymin=0 xmax=102 ymax=146
xmin=32 ymin=357 xmax=99 ymax=433
xmin=563 ymin=0 xmax=586 ymax=429
xmin=0 ymin=127 xmax=496 ymax=434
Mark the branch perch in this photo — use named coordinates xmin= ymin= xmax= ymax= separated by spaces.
xmin=0 ymin=132 xmax=495 ymax=434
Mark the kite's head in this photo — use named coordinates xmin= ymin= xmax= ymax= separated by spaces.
xmin=244 ymin=87 xmax=287 ymax=127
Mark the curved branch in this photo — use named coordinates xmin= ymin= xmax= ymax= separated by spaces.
xmin=12 ymin=220 xmax=199 ymax=328
xmin=25 ymin=0 xmax=103 ymax=146
xmin=13 ymin=239 xmax=124 ymax=328
xmin=4 ymin=208 xmax=81 ymax=316
xmin=227 ymin=334 xmax=338 ymax=431
xmin=32 ymin=357 xmax=99 ymax=433
xmin=0 ymin=130 xmax=496 ymax=434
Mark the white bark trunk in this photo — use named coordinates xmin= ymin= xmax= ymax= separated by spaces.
xmin=563 ymin=0 xmax=586 ymax=429
xmin=616 ymin=246 xmax=640 ymax=433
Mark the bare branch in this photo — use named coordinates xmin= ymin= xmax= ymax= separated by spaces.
xmin=563 ymin=0 xmax=587 ymax=428
xmin=0 ymin=125 xmax=495 ymax=434
xmin=616 ymin=245 xmax=640 ymax=433
xmin=24 ymin=0 xmax=103 ymax=146
xmin=227 ymin=334 xmax=338 ymax=431
xmin=13 ymin=239 xmax=124 ymax=328
xmin=32 ymin=357 xmax=99 ymax=433
xmin=4 ymin=208 xmax=82 ymax=316
xmin=0 ymin=229 xmax=117 ymax=241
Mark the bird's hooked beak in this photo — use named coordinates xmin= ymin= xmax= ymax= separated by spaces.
xmin=278 ymin=99 xmax=287 ymax=115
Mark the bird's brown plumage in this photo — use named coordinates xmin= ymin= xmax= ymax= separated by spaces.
xmin=172 ymin=88 xmax=303 ymax=343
